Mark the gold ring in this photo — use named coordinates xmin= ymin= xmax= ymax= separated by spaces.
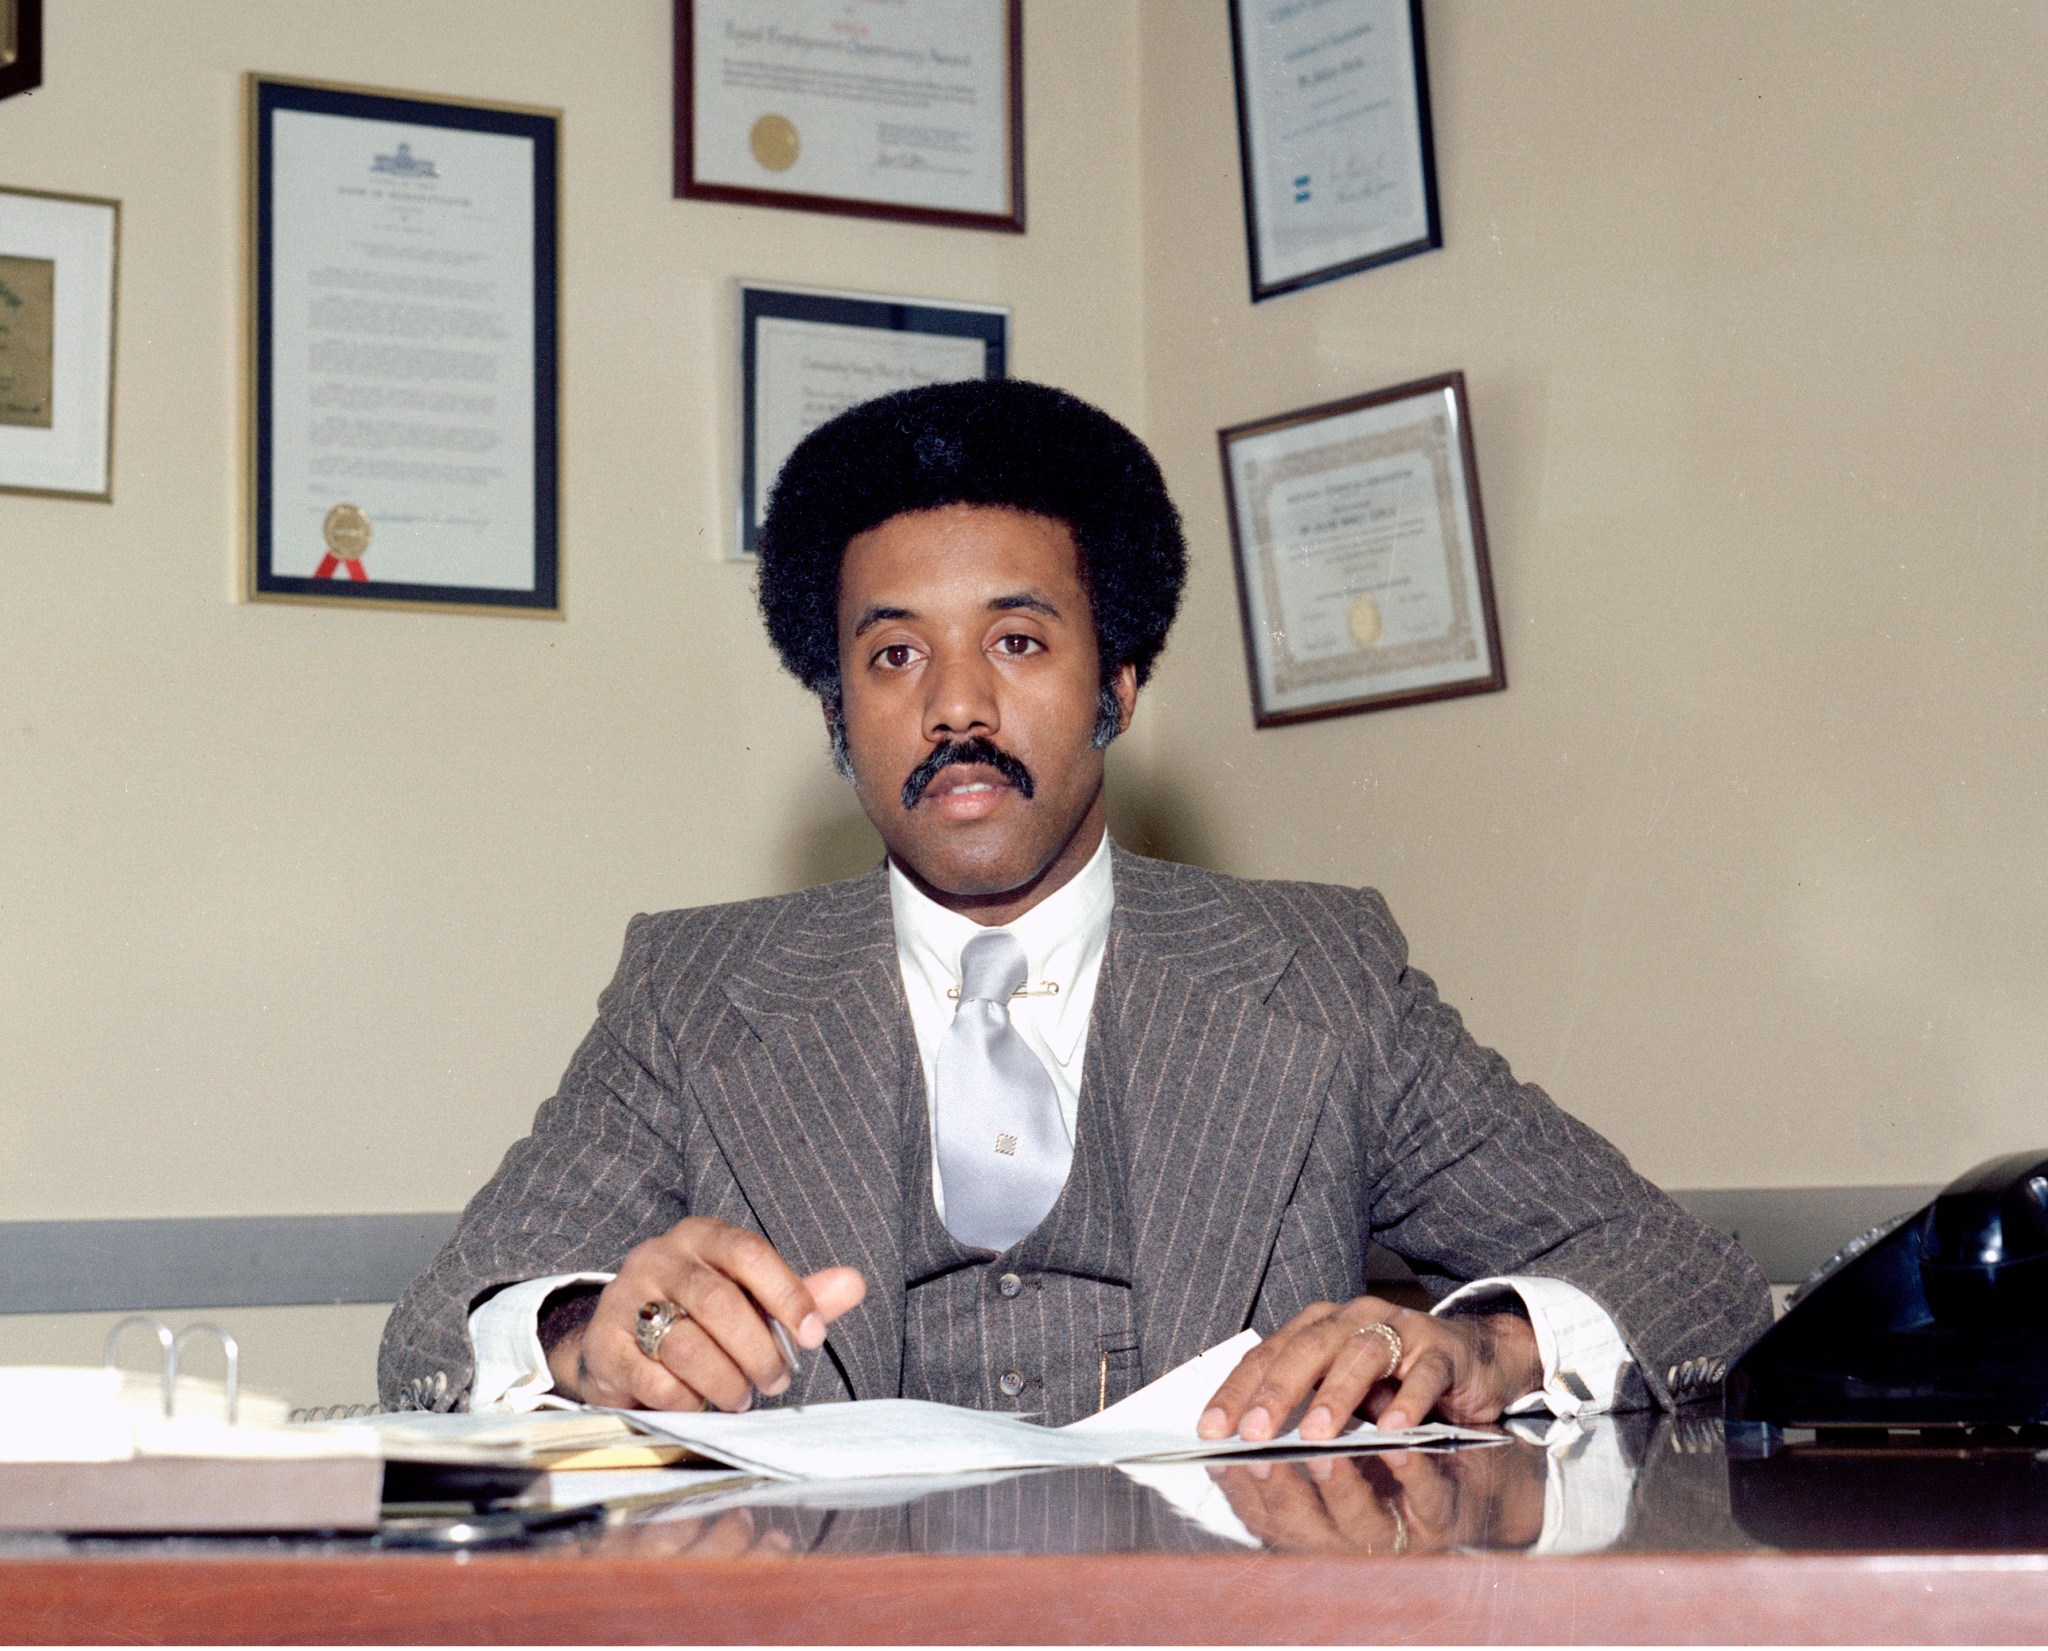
xmin=635 ymin=1299 xmax=686 ymax=1360
xmin=1355 ymin=1320 xmax=1404 ymax=1372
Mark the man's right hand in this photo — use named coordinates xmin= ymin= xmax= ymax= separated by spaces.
xmin=546 ymin=1217 xmax=867 ymax=1410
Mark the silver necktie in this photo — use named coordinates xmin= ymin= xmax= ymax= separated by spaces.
xmin=933 ymin=929 xmax=1072 ymax=1252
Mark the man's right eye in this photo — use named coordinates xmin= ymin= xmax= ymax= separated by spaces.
xmin=876 ymin=644 xmax=917 ymax=669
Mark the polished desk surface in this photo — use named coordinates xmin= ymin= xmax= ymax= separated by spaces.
xmin=4 ymin=1414 xmax=2047 ymax=1644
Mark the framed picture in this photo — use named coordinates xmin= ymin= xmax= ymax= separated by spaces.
xmin=0 ymin=186 xmax=118 ymax=501
xmin=1219 ymin=372 xmax=1504 ymax=727
xmin=1228 ymin=0 xmax=1440 ymax=302
xmin=0 ymin=0 xmax=42 ymax=102
xmin=676 ymin=0 xmax=1024 ymax=234
xmin=245 ymin=75 xmax=561 ymax=615
xmin=735 ymin=283 xmax=1006 ymax=556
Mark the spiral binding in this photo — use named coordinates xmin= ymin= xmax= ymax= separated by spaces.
xmin=290 ymin=1402 xmax=378 ymax=1422
xmin=287 ymin=1370 xmax=457 ymax=1423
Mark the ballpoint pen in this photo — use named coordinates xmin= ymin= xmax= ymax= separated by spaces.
xmin=768 ymin=1315 xmax=804 ymax=1406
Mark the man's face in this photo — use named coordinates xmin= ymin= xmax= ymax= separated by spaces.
xmin=833 ymin=504 xmax=1135 ymax=920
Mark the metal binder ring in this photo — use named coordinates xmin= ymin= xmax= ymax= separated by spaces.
xmin=635 ymin=1299 xmax=686 ymax=1360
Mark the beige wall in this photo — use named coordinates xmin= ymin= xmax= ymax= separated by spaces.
xmin=0 ymin=0 xmax=1143 ymax=1221
xmin=5 ymin=2 xmax=2045 ymax=1401
xmin=0 ymin=0 xmax=1142 ymax=1400
xmin=1137 ymin=1 xmax=2048 ymax=1191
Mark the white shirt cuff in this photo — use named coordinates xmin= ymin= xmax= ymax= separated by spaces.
xmin=1504 ymin=1414 xmax=1636 ymax=1555
xmin=466 ymin=1271 xmax=613 ymax=1412
xmin=1431 ymin=1274 xmax=1632 ymax=1420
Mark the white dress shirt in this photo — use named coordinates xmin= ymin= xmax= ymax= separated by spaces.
xmin=467 ymin=833 xmax=1635 ymax=1415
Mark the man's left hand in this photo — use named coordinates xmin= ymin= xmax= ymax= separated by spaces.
xmin=1197 ymin=1297 xmax=1544 ymax=1442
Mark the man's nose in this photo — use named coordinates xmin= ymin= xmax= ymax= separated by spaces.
xmin=923 ymin=649 xmax=998 ymax=740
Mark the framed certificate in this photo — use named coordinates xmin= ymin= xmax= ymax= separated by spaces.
xmin=736 ymin=283 xmax=1006 ymax=556
xmin=1219 ymin=373 xmax=1504 ymax=727
xmin=0 ymin=0 xmax=41 ymax=103
xmin=1228 ymin=0 xmax=1441 ymax=302
xmin=245 ymin=76 xmax=561 ymax=615
xmin=677 ymin=0 xmax=1024 ymax=233
xmin=0 ymin=185 xmax=118 ymax=501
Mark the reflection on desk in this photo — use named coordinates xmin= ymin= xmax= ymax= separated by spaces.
xmin=587 ymin=1412 xmax=1740 ymax=1561
xmin=7 ymin=1414 xmax=2048 ymax=1645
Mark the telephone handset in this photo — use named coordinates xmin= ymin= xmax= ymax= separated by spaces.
xmin=1725 ymin=1149 xmax=2048 ymax=1430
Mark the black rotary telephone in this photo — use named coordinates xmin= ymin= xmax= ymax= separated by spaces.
xmin=1725 ymin=1149 xmax=2048 ymax=1430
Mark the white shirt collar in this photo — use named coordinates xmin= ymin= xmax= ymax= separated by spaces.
xmin=887 ymin=830 xmax=1114 ymax=1068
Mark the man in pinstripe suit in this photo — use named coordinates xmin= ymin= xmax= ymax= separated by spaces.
xmin=381 ymin=381 xmax=1770 ymax=1434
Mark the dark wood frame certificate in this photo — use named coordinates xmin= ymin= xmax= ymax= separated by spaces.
xmin=245 ymin=75 xmax=561 ymax=615
xmin=1219 ymin=372 xmax=1504 ymax=727
xmin=0 ymin=0 xmax=42 ymax=102
xmin=1228 ymin=0 xmax=1440 ymax=302
xmin=676 ymin=0 xmax=1024 ymax=233
xmin=736 ymin=283 xmax=1006 ymax=556
xmin=0 ymin=184 xmax=118 ymax=501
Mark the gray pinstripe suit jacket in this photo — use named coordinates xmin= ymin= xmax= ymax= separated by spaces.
xmin=379 ymin=846 xmax=1770 ymax=1411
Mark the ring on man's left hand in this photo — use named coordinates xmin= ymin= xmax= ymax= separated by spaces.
xmin=1354 ymin=1319 xmax=1404 ymax=1373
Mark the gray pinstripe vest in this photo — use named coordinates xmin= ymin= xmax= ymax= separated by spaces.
xmin=898 ymin=985 xmax=1143 ymax=1426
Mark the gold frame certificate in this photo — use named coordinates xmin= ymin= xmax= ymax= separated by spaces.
xmin=245 ymin=76 xmax=561 ymax=615
xmin=677 ymin=0 xmax=1023 ymax=232
xmin=0 ymin=186 xmax=118 ymax=501
xmin=1219 ymin=373 xmax=1505 ymax=727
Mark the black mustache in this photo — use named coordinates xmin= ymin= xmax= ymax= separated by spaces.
xmin=901 ymin=738 xmax=1037 ymax=810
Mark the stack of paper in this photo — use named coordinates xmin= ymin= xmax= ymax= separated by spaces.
xmin=300 ymin=1406 xmax=688 ymax=1468
xmin=617 ymin=1332 xmax=1499 ymax=1482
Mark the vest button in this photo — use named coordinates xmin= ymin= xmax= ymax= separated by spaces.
xmin=997 ymin=1272 xmax=1023 ymax=1298
xmin=998 ymin=1369 xmax=1026 ymax=1397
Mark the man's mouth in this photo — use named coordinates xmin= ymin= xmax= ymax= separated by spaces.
xmin=926 ymin=769 xmax=1009 ymax=810
xmin=902 ymin=738 xmax=1036 ymax=811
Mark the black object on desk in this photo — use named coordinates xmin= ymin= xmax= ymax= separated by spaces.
xmin=1726 ymin=1148 xmax=2048 ymax=1430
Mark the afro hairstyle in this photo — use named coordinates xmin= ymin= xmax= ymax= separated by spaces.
xmin=754 ymin=378 xmax=1187 ymax=704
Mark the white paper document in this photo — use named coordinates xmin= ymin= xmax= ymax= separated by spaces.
xmin=618 ymin=1331 xmax=1498 ymax=1481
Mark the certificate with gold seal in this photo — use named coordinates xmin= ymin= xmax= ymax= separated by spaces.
xmin=1219 ymin=373 xmax=1505 ymax=727
xmin=677 ymin=0 xmax=1023 ymax=233
xmin=245 ymin=75 xmax=560 ymax=615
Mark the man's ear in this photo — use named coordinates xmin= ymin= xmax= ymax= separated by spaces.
xmin=1092 ymin=663 xmax=1139 ymax=749
xmin=1111 ymin=663 xmax=1138 ymax=736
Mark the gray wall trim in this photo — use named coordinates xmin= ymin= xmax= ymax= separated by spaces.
xmin=0 ymin=1185 xmax=1941 ymax=1314
xmin=1670 ymin=1184 xmax=1937 ymax=1286
xmin=0 ymin=1214 xmax=457 ymax=1315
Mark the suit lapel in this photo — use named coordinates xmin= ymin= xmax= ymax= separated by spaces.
xmin=689 ymin=866 xmax=909 ymax=1401
xmin=1104 ymin=849 xmax=1342 ymax=1380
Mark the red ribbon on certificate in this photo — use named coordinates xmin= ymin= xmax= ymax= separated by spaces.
xmin=313 ymin=553 xmax=370 ymax=582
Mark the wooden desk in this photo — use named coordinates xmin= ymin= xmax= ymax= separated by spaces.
xmin=5 ymin=1417 xmax=2046 ymax=1644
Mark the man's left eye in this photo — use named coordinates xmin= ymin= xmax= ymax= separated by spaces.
xmin=996 ymin=634 xmax=1043 ymax=656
